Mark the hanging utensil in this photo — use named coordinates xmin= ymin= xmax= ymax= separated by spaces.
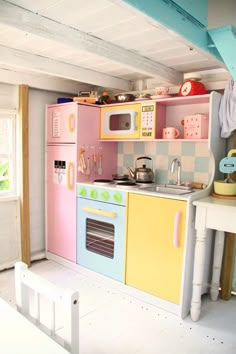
xmin=85 ymin=156 xmax=91 ymax=179
xmin=78 ymin=147 xmax=86 ymax=174
xmin=93 ymin=149 xmax=97 ymax=174
xmin=98 ymin=150 xmax=103 ymax=176
xmin=78 ymin=157 xmax=83 ymax=173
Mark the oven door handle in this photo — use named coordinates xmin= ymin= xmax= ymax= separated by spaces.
xmin=82 ymin=207 xmax=117 ymax=218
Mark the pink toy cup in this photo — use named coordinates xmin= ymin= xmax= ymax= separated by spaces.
xmin=162 ymin=127 xmax=180 ymax=139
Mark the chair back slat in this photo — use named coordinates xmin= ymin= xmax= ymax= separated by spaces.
xmin=34 ymin=291 xmax=40 ymax=324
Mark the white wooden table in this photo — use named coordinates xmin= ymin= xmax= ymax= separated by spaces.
xmin=190 ymin=196 xmax=236 ymax=321
xmin=0 ymin=297 xmax=69 ymax=354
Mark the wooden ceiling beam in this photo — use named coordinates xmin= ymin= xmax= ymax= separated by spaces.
xmin=0 ymin=46 xmax=131 ymax=91
xmin=0 ymin=67 xmax=92 ymax=94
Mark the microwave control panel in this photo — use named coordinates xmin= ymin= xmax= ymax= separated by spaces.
xmin=140 ymin=103 xmax=156 ymax=139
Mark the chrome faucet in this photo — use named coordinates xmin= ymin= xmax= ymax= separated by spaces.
xmin=170 ymin=158 xmax=182 ymax=186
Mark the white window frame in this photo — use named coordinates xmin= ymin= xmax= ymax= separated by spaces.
xmin=0 ymin=109 xmax=17 ymax=197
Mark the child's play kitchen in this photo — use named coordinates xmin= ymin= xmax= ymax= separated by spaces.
xmin=46 ymin=86 xmax=233 ymax=320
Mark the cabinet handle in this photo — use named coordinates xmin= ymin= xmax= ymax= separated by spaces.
xmin=173 ymin=211 xmax=181 ymax=248
xmin=82 ymin=207 xmax=117 ymax=218
xmin=67 ymin=113 xmax=75 ymax=133
xmin=134 ymin=112 xmax=138 ymax=131
xmin=66 ymin=162 xmax=74 ymax=190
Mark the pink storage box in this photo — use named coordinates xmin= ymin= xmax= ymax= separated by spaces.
xmin=183 ymin=114 xmax=208 ymax=139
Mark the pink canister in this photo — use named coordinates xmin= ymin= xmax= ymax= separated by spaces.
xmin=182 ymin=114 xmax=208 ymax=139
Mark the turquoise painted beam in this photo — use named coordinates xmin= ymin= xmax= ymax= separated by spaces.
xmin=122 ymin=0 xmax=222 ymax=61
xmin=208 ymin=25 xmax=236 ymax=80
xmin=172 ymin=0 xmax=208 ymax=27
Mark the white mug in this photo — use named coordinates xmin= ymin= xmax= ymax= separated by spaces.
xmin=162 ymin=127 xmax=180 ymax=139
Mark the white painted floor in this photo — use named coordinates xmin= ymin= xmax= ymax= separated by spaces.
xmin=0 ymin=259 xmax=235 ymax=354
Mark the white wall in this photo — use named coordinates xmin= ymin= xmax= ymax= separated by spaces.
xmin=0 ymin=83 xmax=20 ymax=270
xmin=0 ymin=83 xmax=18 ymax=109
xmin=0 ymin=199 xmax=20 ymax=269
xmin=208 ymin=0 xmax=236 ymax=28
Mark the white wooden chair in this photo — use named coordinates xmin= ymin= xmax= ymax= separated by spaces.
xmin=14 ymin=261 xmax=79 ymax=354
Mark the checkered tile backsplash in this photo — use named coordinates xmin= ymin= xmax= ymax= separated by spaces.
xmin=117 ymin=141 xmax=213 ymax=186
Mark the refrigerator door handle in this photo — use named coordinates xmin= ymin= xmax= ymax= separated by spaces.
xmin=67 ymin=162 xmax=75 ymax=190
xmin=67 ymin=113 xmax=75 ymax=133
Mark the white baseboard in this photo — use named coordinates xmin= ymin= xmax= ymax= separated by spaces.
xmin=0 ymin=251 xmax=46 ymax=271
xmin=31 ymin=251 xmax=46 ymax=262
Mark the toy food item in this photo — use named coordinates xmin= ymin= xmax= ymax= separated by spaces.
xmin=101 ymin=92 xmax=111 ymax=104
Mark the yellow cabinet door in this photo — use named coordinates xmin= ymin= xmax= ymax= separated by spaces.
xmin=125 ymin=194 xmax=186 ymax=304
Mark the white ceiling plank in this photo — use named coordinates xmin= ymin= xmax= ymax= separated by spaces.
xmin=0 ymin=0 xmax=183 ymax=85
xmin=38 ymin=0 xmax=126 ymax=30
xmin=0 ymin=45 xmax=131 ymax=90
xmin=110 ymin=28 xmax=170 ymax=50
xmin=4 ymin=0 xmax=62 ymax=13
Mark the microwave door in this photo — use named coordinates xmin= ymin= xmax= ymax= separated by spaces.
xmin=101 ymin=106 xmax=141 ymax=139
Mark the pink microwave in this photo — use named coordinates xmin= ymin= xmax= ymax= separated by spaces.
xmin=182 ymin=114 xmax=208 ymax=139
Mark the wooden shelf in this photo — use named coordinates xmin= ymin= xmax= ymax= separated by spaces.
xmin=153 ymin=94 xmax=210 ymax=106
xmin=100 ymin=93 xmax=212 ymax=142
xmin=100 ymin=139 xmax=208 ymax=142
xmin=100 ymin=94 xmax=211 ymax=107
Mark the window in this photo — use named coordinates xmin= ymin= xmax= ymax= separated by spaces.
xmin=0 ymin=110 xmax=16 ymax=196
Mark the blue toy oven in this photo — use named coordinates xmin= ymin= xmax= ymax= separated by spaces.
xmin=76 ymin=184 xmax=127 ymax=282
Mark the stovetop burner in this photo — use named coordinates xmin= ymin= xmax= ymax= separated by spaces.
xmin=136 ymin=181 xmax=154 ymax=184
xmin=93 ymin=179 xmax=114 ymax=185
xmin=116 ymin=181 xmax=137 ymax=186
xmin=92 ymin=179 xmax=155 ymax=189
xmin=115 ymin=181 xmax=139 ymax=189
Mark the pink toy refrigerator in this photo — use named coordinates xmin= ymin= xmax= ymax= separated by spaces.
xmin=46 ymin=102 xmax=117 ymax=262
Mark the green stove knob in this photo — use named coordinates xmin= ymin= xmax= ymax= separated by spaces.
xmin=90 ymin=189 xmax=98 ymax=199
xmin=101 ymin=191 xmax=109 ymax=201
xmin=79 ymin=187 xmax=87 ymax=197
xmin=113 ymin=192 xmax=122 ymax=204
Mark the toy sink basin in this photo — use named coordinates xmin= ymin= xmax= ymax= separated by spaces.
xmin=141 ymin=184 xmax=193 ymax=195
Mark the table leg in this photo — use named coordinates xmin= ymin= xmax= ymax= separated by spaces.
xmin=190 ymin=228 xmax=207 ymax=321
xmin=210 ymin=230 xmax=225 ymax=301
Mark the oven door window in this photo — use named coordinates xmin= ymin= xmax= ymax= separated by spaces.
xmin=86 ymin=218 xmax=115 ymax=258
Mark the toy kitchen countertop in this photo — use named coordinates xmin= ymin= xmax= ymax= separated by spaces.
xmin=76 ymin=180 xmax=206 ymax=202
